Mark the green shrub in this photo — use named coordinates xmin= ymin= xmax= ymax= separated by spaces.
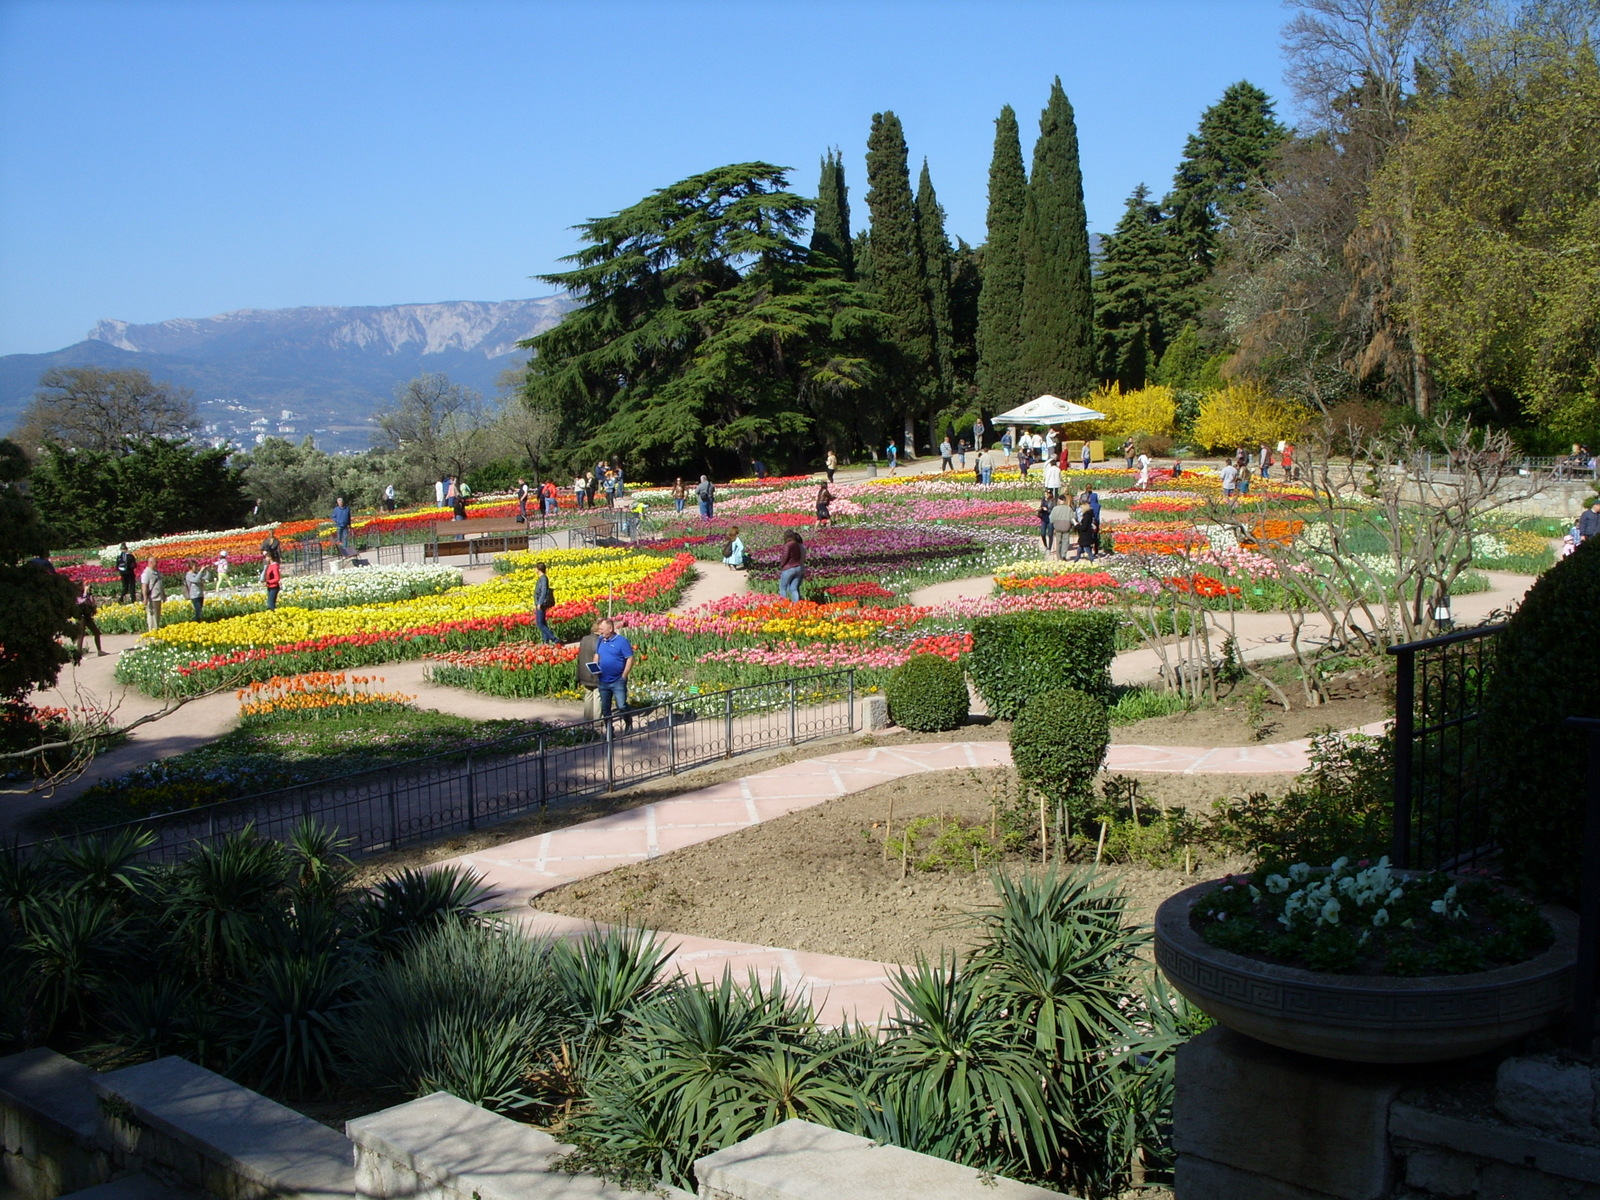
xmin=885 ymin=654 xmax=968 ymax=731
xmin=968 ymin=611 xmax=1117 ymax=719
xmin=1010 ymin=688 xmax=1110 ymax=811
xmin=1481 ymin=541 xmax=1600 ymax=903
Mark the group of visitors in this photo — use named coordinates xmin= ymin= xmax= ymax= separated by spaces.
xmin=433 ymin=476 xmax=472 ymax=521
xmin=1037 ymin=484 xmax=1101 ymax=562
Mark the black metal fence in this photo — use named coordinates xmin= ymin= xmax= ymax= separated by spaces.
xmin=22 ymin=670 xmax=857 ymax=866
xmin=1388 ymin=624 xmax=1504 ymax=871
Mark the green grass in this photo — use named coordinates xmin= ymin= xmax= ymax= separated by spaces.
xmin=30 ymin=706 xmax=551 ymax=835
xmin=1108 ymin=686 xmax=1190 ymax=725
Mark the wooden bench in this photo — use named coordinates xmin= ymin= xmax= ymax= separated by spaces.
xmin=428 ymin=518 xmax=538 ymax=566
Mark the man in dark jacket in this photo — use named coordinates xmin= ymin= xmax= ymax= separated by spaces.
xmin=1578 ymin=501 xmax=1600 ymax=545
xmin=533 ymin=562 xmax=558 ymax=644
xmin=115 ymin=543 xmax=138 ymax=603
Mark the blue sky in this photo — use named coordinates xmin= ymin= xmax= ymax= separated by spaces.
xmin=0 ymin=0 xmax=1290 ymax=356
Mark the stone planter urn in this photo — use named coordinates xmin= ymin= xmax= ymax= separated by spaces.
xmin=1154 ymin=878 xmax=1578 ymax=1063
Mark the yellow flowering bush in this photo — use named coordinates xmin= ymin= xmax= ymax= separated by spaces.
xmin=1193 ymin=383 xmax=1311 ymax=453
xmin=1077 ymin=383 xmax=1180 ymax=441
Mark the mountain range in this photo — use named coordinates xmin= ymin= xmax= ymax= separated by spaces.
xmin=0 ymin=297 xmax=576 ymax=452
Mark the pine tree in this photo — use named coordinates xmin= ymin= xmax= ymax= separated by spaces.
xmin=916 ymin=159 xmax=955 ymax=408
xmin=810 ymin=150 xmax=854 ymax=280
xmin=1093 ymin=184 xmax=1185 ymax=387
xmin=976 ymin=104 xmax=1027 ymax=414
xmin=1165 ymin=81 xmax=1288 ymax=288
xmin=1019 ymin=79 xmax=1095 ymax=398
xmin=864 ymin=111 xmax=937 ymax=434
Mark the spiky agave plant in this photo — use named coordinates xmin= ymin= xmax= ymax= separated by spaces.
xmin=169 ymin=827 xmax=292 ymax=981
xmin=53 ymin=827 xmax=156 ymax=909
xmin=358 ymin=863 xmax=499 ymax=953
xmin=549 ymin=924 xmax=675 ymax=1061
xmin=230 ymin=948 xmax=358 ymax=1097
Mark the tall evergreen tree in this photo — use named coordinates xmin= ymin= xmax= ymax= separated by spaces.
xmin=864 ymin=111 xmax=937 ymax=438
xmin=1093 ymin=184 xmax=1186 ymax=387
xmin=1164 ymin=81 xmax=1289 ymax=287
xmin=809 ymin=150 xmax=854 ymax=280
xmin=948 ymin=239 xmax=983 ymax=400
xmin=976 ymin=104 xmax=1028 ymax=414
xmin=916 ymin=159 xmax=955 ymax=409
xmin=1019 ymin=79 xmax=1095 ymax=398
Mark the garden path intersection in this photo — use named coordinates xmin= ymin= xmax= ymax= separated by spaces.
xmin=443 ymin=732 xmax=1384 ymax=1025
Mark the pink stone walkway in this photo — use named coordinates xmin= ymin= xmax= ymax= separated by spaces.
xmin=442 ymin=730 xmax=1373 ymax=1025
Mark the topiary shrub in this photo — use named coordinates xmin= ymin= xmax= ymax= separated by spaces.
xmin=1480 ymin=540 xmax=1600 ymax=904
xmin=886 ymin=653 xmax=969 ymax=731
xmin=968 ymin=610 xmax=1117 ymax=720
xmin=1010 ymin=687 xmax=1110 ymax=812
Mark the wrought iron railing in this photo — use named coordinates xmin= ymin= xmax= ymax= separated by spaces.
xmin=20 ymin=670 xmax=857 ymax=866
xmin=1387 ymin=624 xmax=1503 ymax=871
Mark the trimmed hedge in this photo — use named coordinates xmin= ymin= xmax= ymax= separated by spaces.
xmin=1480 ymin=540 xmax=1600 ymax=904
xmin=1010 ymin=687 xmax=1110 ymax=808
xmin=968 ymin=610 xmax=1118 ymax=720
xmin=886 ymin=653 xmax=969 ymax=732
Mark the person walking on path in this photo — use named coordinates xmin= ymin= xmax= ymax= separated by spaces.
xmin=1048 ymin=496 xmax=1076 ymax=561
xmin=139 ymin=560 xmax=165 ymax=632
xmin=722 ymin=526 xmax=747 ymax=569
xmin=332 ymin=497 xmax=354 ymax=548
xmin=533 ymin=562 xmax=559 ymax=644
xmin=671 ymin=478 xmax=687 ymax=514
xmin=1072 ymin=504 xmax=1100 ymax=563
xmin=263 ymin=555 xmax=282 ymax=611
xmin=1259 ymin=444 xmax=1273 ymax=480
xmin=1238 ymin=460 xmax=1253 ymax=498
xmin=696 ymin=475 xmax=715 ymax=519
xmin=1221 ymin=460 xmax=1240 ymax=507
xmin=1001 ymin=428 xmax=1015 ymax=459
xmin=885 ymin=440 xmax=899 ymax=473
xmin=1037 ymin=491 xmax=1055 ymax=555
xmin=588 ymin=617 xmax=635 ymax=731
xmin=182 ymin=560 xmax=209 ymax=622
xmin=939 ymin=437 xmax=953 ymax=472
xmin=115 ymin=543 xmax=138 ymax=604
xmin=1083 ymin=483 xmax=1101 ymax=528
xmin=1577 ymin=500 xmax=1600 ymax=545
xmin=777 ymin=529 xmax=806 ymax=602
xmin=1042 ymin=459 xmax=1062 ymax=504
xmin=1080 ymin=441 xmax=1092 ymax=471
xmin=815 ymin=481 xmax=835 ymax=528
xmin=1122 ymin=438 xmax=1136 ymax=470
xmin=825 ymin=450 xmax=838 ymax=483
xmin=74 ymin=581 xmax=106 ymax=657
xmin=516 ymin=479 xmax=531 ymax=523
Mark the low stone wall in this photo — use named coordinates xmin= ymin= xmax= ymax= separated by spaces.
xmin=1174 ymin=1027 xmax=1600 ymax=1200
xmin=0 ymin=1050 xmax=114 ymax=1200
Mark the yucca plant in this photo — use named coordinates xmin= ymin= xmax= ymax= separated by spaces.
xmin=170 ymin=828 xmax=291 ymax=980
xmin=0 ymin=838 xmax=64 ymax=922
xmin=286 ymin=819 xmax=355 ymax=907
xmin=870 ymin=956 xmax=1056 ymax=1181
xmin=97 ymin=976 xmax=220 ymax=1067
xmin=230 ymin=949 xmax=358 ymax=1097
xmin=16 ymin=892 xmax=129 ymax=1044
xmin=54 ymin=828 xmax=156 ymax=909
xmin=550 ymin=924 xmax=675 ymax=1059
xmin=359 ymin=864 xmax=498 ymax=952
xmin=338 ymin=920 xmax=564 ymax=1110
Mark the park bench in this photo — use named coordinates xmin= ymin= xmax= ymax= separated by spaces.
xmin=427 ymin=517 xmax=537 ymax=566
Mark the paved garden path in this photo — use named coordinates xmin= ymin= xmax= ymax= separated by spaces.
xmin=439 ymin=725 xmax=1383 ymax=1026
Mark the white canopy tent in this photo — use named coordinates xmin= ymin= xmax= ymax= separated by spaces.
xmin=991 ymin=394 xmax=1106 ymax=426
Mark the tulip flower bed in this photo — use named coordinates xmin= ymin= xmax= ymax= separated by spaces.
xmin=113 ymin=550 xmax=694 ymax=696
xmin=428 ymin=642 xmax=582 ymax=698
xmin=744 ymin=527 xmax=986 ymax=591
xmin=94 ymin=564 xmax=466 ymax=634
xmin=96 ymin=520 xmax=324 ymax=562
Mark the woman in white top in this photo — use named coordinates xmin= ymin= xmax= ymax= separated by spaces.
xmin=1136 ymin=453 xmax=1151 ymax=490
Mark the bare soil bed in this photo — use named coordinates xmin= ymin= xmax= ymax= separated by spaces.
xmin=537 ymin=767 xmax=1268 ymax=965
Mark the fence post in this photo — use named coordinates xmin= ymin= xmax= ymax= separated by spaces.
xmin=724 ymin=690 xmax=734 ymax=759
xmin=605 ymin=718 xmax=616 ymax=792
xmin=1567 ymin=717 xmax=1600 ymax=1054
xmin=537 ymin=734 xmax=548 ymax=811
xmin=788 ymin=677 xmax=798 ymax=746
xmin=1389 ymin=644 xmax=1415 ymax=868
xmin=667 ymin=704 xmax=677 ymax=774
xmin=847 ymin=670 xmax=856 ymax=732
xmin=386 ymin=776 xmax=399 ymax=850
xmin=465 ymin=751 xmax=477 ymax=831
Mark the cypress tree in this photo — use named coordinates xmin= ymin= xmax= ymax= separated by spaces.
xmin=977 ymin=104 xmax=1027 ymax=414
xmin=810 ymin=150 xmax=855 ymax=280
xmin=864 ymin=111 xmax=936 ymax=434
xmin=1019 ymin=78 xmax=1095 ymax=397
xmin=916 ymin=159 xmax=955 ymax=408
xmin=1093 ymin=183 xmax=1185 ymax=387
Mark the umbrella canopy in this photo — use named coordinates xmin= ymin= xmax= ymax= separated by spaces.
xmin=991 ymin=395 xmax=1107 ymax=426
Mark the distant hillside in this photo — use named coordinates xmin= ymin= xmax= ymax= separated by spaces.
xmin=0 ymin=297 xmax=576 ymax=452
